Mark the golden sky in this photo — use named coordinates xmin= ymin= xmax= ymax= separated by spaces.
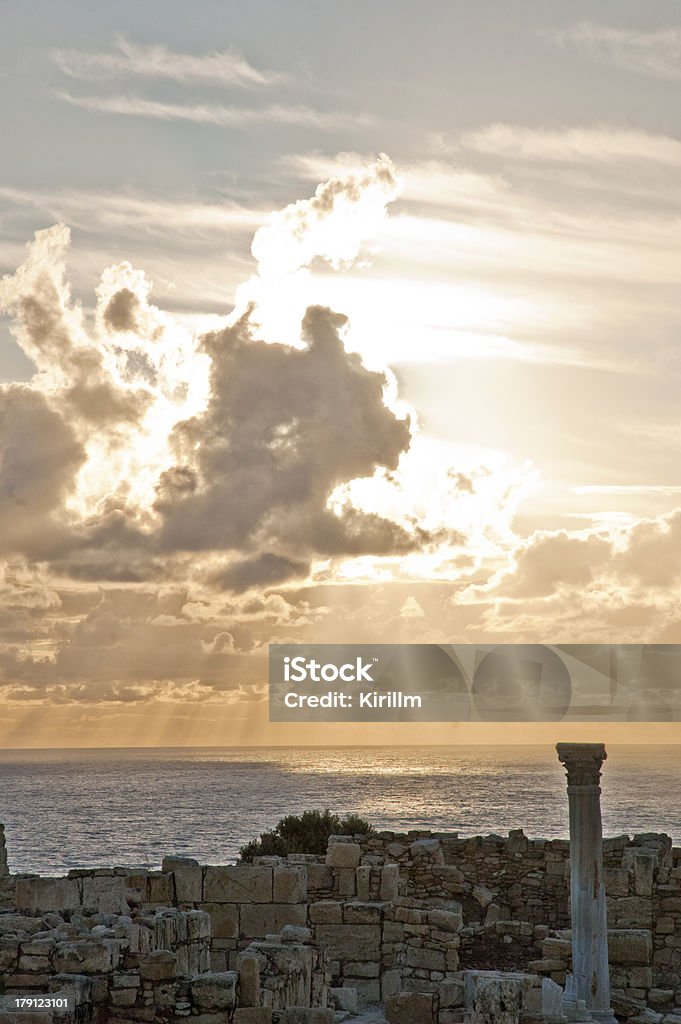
xmin=2 ymin=3 xmax=681 ymax=746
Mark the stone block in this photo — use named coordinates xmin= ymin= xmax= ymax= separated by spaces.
xmin=634 ymin=854 xmax=656 ymax=897
xmin=325 ymin=843 xmax=361 ymax=868
xmin=313 ymin=924 xmax=381 ymax=961
xmin=427 ymin=908 xmax=462 ymax=933
xmin=174 ymin=864 xmax=204 ymax=903
xmin=204 ymin=865 xmax=273 ymax=904
xmin=330 ymin=986 xmax=358 ymax=1012
xmin=191 ymin=970 xmax=238 ymax=1012
xmin=306 ymin=864 xmax=333 ymax=891
xmin=385 ymin=991 xmax=438 ymax=1024
xmin=53 ymin=939 xmax=119 ymax=975
xmin=15 ymin=877 xmax=81 ymax=915
xmin=279 ymin=1010 xmax=333 ymax=1024
xmin=334 ymin=868 xmax=356 ymax=898
xmin=233 ymin=1010 xmax=273 ymax=1023
xmin=380 ymin=864 xmax=400 ymax=900
xmin=343 ymin=902 xmax=382 ymax=924
xmin=140 ymin=949 xmax=178 ymax=980
xmin=241 ymin=903 xmax=307 ymax=938
xmin=381 ymin=968 xmax=402 ymax=999
xmin=273 ymin=865 xmax=307 ymax=904
xmin=608 ymin=929 xmax=652 ymax=965
xmin=203 ymin=902 xmax=239 ymax=939
xmin=351 ymin=977 xmax=381 ymax=1003
xmin=309 ymin=901 xmax=342 ymax=924
xmin=237 ymin=953 xmax=261 ymax=1006
xmin=356 ymin=865 xmax=371 ymax=901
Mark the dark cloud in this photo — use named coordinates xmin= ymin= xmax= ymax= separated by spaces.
xmin=213 ymin=552 xmax=310 ymax=592
xmin=103 ymin=287 xmax=140 ymax=332
xmin=0 ymin=384 xmax=84 ymax=558
xmin=155 ymin=305 xmax=425 ymax=579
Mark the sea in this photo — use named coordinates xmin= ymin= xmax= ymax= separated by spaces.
xmin=1 ymin=745 xmax=680 ymax=877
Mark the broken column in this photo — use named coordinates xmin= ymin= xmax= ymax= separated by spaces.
xmin=556 ymin=743 xmax=616 ymax=1024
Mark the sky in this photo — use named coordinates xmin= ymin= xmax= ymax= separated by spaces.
xmin=2 ymin=0 xmax=681 ymax=746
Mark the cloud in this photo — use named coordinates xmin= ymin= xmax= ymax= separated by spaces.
xmin=0 ymin=386 xmax=84 ymax=559
xmin=156 ymin=304 xmax=422 ymax=572
xmin=251 ymin=153 xmax=399 ymax=278
xmin=0 ymin=185 xmax=267 ymax=235
xmin=53 ymin=37 xmax=283 ymax=88
xmin=56 ymin=91 xmax=371 ymax=132
xmin=545 ymin=22 xmax=681 ymax=82
xmin=0 ymin=160 xmax=440 ymax=591
xmin=462 ymin=123 xmax=681 ymax=166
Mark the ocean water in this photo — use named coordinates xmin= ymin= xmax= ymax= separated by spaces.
xmin=1 ymin=745 xmax=680 ymax=876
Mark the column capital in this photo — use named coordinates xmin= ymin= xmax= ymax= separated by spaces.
xmin=556 ymin=742 xmax=607 ymax=787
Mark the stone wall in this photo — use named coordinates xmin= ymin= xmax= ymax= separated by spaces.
xmin=0 ymin=903 xmax=329 ymax=1024
xmin=6 ymin=824 xmax=681 ymax=1021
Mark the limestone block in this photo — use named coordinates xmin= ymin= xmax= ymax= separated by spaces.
xmin=313 ymin=923 xmax=381 ymax=961
xmin=409 ymin=839 xmax=444 ymax=865
xmin=191 ymin=970 xmax=238 ymax=1012
xmin=609 ymin=896 xmax=653 ymax=928
xmin=110 ymin=987 xmax=137 ymax=1006
xmin=385 ymin=991 xmax=438 ymax=1024
xmin=174 ymin=864 xmax=204 ymax=903
xmin=0 ymin=915 xmax=43 ymax=936
xmin=306 ymin=864 xmax=333 ymax=891
xmin=139 ymin=949 xmax=178 ymax=980
xmin=240 ymin=903 xmax=307 ymax=938
xmin=0 ymin=938 xmax=19 ymax=970
xmin=15 ymin=877 xmax=81 ymax=915
xmin=308 ymin=901 xmax=342 ymax=924
xmin=380 ymin=864 xmax=400 ymax=901
xmin=381 ymin=968 xmax=402 ymax=999
xmin=147 ymin=872 xmax=174 ymax=904
xmin=406 ymin=946 xmax=445 ymax=971
xmin=343 ymin=902 xmax=382 ymax=924
xmin=279 ymin=1010 xmax=333 ymax=1023
xmin=439 ymin=979 xmax=464 ymax=1008
xmin=350 ymin=977 xmax=380 ymax=1003
xmin=634 ymin=854 xmax=657 ymax=897
xmin=604 ymin=868 xmax=630 ymax=897
xmin=273 ymin=866 xmax=307 ymax=904
xmin=325 ymin=843 xmax=361 ymax=868
xmin=427 ymin=908 xmax=462 ymax=933
xmin=334 ymin=868 xmax=356 ymax=898
xmin=281 ymin=925 xmax=312 ymax=944
xmin=330 ymin=987 xmax=358 ymax=1012
xmin=608 ymin=929 xmax=653 ymax=965
xmin=204 ymin=866 xmax=273 ymax=904
xmin=53 ymin=938 xmax=120 ymax=974
xmin=237 ymin=953 xmax=261 ymax=1006
xmin=233 ymin=1010 xmax=273 ymax=1023
xmin=203 ymin=902 xmax=239 ymax=939
xmin=344 ymin=961 xmax=379 ymax=977
xmin=356 ymin=865 xmax=371 ymax=901
xmin=187 ymin=908 xmax=211 ymax=940
xmin=162 ymin=854 xmax=199 ymax=871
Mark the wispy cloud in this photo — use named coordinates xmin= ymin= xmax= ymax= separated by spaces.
xmin=53 ymin=36 xmax=283 ymax=88
xmin=462 ymin=124 xmax=681 ymax=166
xmin=0 ymin=185 xmax=267 ymax=234
xmin=545 ymin=22 xmax=681 ymax=82
xmin=573 ymin=485 xmax=681 ymax=496
xmin=56 ymin=91 xmax=370 ymax=131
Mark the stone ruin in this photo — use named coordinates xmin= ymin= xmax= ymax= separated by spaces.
xmin=0 ymin=744 xmax=680 ymax=1023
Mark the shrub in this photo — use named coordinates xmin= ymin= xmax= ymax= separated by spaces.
xmin=239 ymin=808 xmax=372 ymax=862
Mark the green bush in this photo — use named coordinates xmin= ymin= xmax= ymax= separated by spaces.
xmin=239 ymin=808 xmax=373 ymax=862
